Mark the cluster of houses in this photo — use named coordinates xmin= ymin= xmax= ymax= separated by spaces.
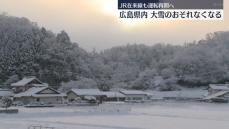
xmin=0 ymin=77 xmax=153 ymax=106
xmin=1 ymin=77 xmax=229 ymax=107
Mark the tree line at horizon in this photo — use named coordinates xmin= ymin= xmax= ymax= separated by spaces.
xmin=1 ymin=14 xmax=229 ymax=91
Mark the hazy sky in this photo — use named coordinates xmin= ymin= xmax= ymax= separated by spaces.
xmin=0 ymin=0 xmax=228 ymax=51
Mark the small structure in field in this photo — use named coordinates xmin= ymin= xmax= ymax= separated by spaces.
xmin=14 ymin=87 xmax=66 ymax=105
xmin=204 ymin=91 xmax=229 ymax=103
xmin=204 ymin=84 xmax=229 ymax=103
xmin=208 ymin=84 xmax=229 ymax=94
xmin=11 ymin=76 xmax=48 ymax=93
xmin=103 ymin=91 xmax=126 ymax=102
xmin=67 ymin=89 xmax=106 ymax=103
xmin=120 ymin=90 xmax=152 ymax=102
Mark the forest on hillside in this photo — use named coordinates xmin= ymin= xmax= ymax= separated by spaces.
xmin=1 ymin=14 xmax=229 ymax=91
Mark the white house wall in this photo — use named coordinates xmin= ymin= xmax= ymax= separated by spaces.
xmin=15 ymin=96 xmax=63 ymax=105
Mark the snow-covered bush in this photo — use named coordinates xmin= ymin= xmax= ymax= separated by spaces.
xmin=0 ymin=97 xmax=13 ymax=110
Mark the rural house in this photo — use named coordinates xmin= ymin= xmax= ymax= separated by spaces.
xmin=103 ymin=91 xmax=126 ymax=102
xmin=11 ymin=76 xmax=48 ymax=93
xmin=14 ymin=87 xmax=66 ymax=105
xmin=120 ymin=90 xmax=152 ymax=102
xmin=67 ymin=89 xmax=106 ymax=103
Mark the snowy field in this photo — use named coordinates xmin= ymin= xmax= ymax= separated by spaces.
xmin=1 ymin=102 xmax=229 ymax=129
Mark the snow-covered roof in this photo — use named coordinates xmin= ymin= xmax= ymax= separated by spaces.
xmin=120 ymin=90 xmax=150 ymax=95
xmin=84 ymin=96 xmax=96 ymax=100
xmin=14 ymin=87 xmax=65 ymax=98
xmin=204 ymin=91 xmax=229 ymax=100
xmin=32 ymin=83 xmax=49 ymax=87
xmin=70 ymin=89 xmax=105 ymax=96
xmin=209 ymin=84 xmax=229 ymax=90
xmin=0 ymin=89 xmax=14 ymax=97
xmin=11 ymin=77 xmax=44 ymax=87
xmin=149 ymin=90 xmax=207 ymax=99
xmin=103 ymin=91 xmax=126 ymax=98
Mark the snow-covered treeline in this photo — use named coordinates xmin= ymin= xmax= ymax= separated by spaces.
xmin=1 ymin=14 xmax=229 ymax=90
xmin=0 ymin=14 xmax=90 ymax=87
xmin=98 ymin=32 xmax=229 ymax=90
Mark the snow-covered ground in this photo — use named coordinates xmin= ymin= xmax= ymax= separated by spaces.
xmin=1 ymin=102 xmax=229 ymax=129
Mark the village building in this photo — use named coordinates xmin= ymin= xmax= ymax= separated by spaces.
xmin=103 ymin=91 xmax=126 ymax=102
xmin=11 ymin=76 xmax=48 ymax=93
xmin=204 ymin=84 xmax=229 ymax=102
xmin=11 ymin=77 xmax=66 ymax=105
xmin=119 ymin=90 xmax=152 ymax=102
xmin=14 ymin=87 xmax=66 ymax=105
xmin=67 ymin=89 xmax=106 ymax=103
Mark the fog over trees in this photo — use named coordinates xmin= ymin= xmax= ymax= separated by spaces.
xmin=1 ymin=14 xmax=229 ymax=91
